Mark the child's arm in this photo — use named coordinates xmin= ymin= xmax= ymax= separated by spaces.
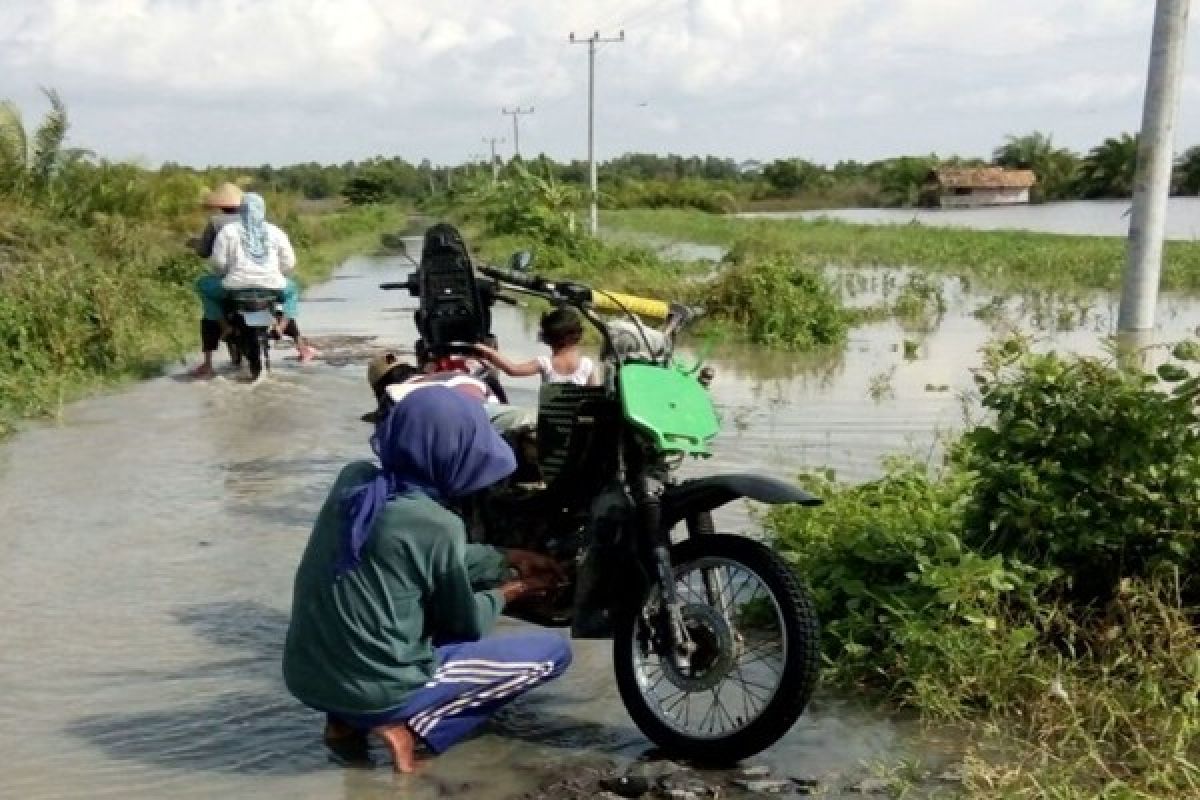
xmin=474 ymin=344 xmax=542 ymax=378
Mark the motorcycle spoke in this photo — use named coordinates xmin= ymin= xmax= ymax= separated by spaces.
xmin=661 ymin=689 xmax=688 ymax=718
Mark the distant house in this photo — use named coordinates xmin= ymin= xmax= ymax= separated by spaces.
xmin=924 ymin=167 xmax=1037 ymax=208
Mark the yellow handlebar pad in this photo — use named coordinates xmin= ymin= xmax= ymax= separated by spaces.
xmin=590 ymin=289 xmax=670 ymax=319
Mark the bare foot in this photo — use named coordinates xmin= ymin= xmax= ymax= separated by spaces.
xmin=374 ymin=722 xmax=418 ymax=773
xmin=297 ymin=344 xmax=319 ymax=363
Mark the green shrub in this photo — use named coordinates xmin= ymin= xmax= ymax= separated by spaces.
xmin=957 ymin=338 xmax=1200 ymax=607
xmin=767 ymin=340 xmax=1200 ymax=795
xmin=770 ymin=462 xmax=1045 ymax=714
xmin=703 ymin=252 xmax=850 ymax=350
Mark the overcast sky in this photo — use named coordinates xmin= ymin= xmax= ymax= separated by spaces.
xmin=3 ymin=0 xmax=1200 ymax=168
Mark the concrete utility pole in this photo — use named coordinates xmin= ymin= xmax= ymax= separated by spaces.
xmin=501 ymin=107 xmax=534 ymax=158
xmin=1119 ymin=0 xmax=1191 ymax=334
xmin=570 ymin=29 xmax=625 ymax=235
xmin=482 ymin=136 xmax=504 ymax=183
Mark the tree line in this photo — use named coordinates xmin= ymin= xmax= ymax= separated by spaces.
xmin=6 ymin=91 xmax=1200 ymax=214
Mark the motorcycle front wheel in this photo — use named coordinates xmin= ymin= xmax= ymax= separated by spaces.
xmin=613 ymin=534 xmax=820 ymax=763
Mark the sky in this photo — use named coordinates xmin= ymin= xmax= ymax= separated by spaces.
xmin=2 ymin=0 xmax=1200 ymax=168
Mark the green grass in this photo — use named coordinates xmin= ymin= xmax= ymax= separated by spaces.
xmin=605 ymin=208 xmax=1200 ymax=292
xmin=0 ymin=201 xmax=404 ymax=435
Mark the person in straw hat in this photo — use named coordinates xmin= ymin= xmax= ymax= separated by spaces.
xmin=189 ymin=188 xmax=316 ymax=377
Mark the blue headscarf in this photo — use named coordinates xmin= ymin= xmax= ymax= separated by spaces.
xmin=336 ymin=386 xmax=516 ymax=575
xmin=239 ymin=192 xmax=270 ymax=265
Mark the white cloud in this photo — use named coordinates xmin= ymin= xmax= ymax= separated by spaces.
xmin=0 ymin=0 xmax=1197 ymax=165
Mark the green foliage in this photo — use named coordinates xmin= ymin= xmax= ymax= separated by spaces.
xmin=892 ymin=272 xmax=947 ymax=328
xmin=957 ymin=338 xmax=1200 ymax=607
xmin=771 ymin=462 xmax=1043 ymax=713
xmin=1076 ymin=133 xmax=1140 ymax=199
xmin=993 ymin=131 xmax=1080 ymax=202
xmin=1175 ymin=145 xmax=1200 ymax=195
xmin=468 ymin=165 xmax=584 ymax=251
xmin=601 ymin=176 xmax=738 ymax=213
xmin=703 ymin=251 xmax=850 ymax=351
xmin=762 ymin=158 xmax=827 ymax=192
xmin=0 ymin=88 xmax=74 ymax=202
xmin=768 ymin=341 xmax=1200 ymax=796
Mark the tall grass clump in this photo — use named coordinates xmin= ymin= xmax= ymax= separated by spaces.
xmin=769 ymin=337 xmax=1200 ymax=797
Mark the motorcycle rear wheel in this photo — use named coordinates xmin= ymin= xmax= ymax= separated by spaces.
xmin=612 ymin=534 xmax=820 ymax=763
xmin=241 ymin=327 xmax=264 ymax=379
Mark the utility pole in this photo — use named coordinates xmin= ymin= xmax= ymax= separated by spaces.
xmin=501 ymin=107 xmax=534 ymax=158
xmin=570 ymin=29 xmax=624 ymax=235
xmin=1119 ymin=0 xmax=1191 ymax=334
xmin=482 ymin=136 xmax=504 ymax=183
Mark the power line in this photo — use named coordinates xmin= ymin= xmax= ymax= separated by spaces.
xmin=569 ymin=29 xmax=625 ymax=235
xmin=482 ymin=136 xmax=505 ymax=183
xmin=501 ymin=106 xmax=535 ymax=158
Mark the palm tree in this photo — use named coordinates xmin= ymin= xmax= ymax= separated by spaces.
xmin=992 ymin=132 xmax=1079 ymax=202
xmin=1075 ymin=133 xmax=1140 ymax=199
xmin=0 ymin=88 xmax=72 ymax=200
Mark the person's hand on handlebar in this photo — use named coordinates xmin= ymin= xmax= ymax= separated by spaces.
xmin=473 ymin=343 xmax=541 ymax=379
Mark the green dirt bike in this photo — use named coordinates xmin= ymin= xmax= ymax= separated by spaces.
xmin=464 ymin=259 xmax=823 ymax=762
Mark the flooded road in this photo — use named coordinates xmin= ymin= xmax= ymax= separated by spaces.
xmin=0 ymin=250 xmax=955 ymax=800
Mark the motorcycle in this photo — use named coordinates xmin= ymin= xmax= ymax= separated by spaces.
xmin=381 ymin=226 xmax=823 ymax=762
xmin=224 ymin=289 xmax=280 ymax=380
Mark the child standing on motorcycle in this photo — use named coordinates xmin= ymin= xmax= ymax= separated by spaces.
xmin=474 ymin=307 xmax=597 ymax=386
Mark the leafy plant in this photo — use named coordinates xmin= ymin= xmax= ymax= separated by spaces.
xmin=703 ymin=251 xmax=851 ymax=351
xmin=957 ymin=337 xmax=1200 ymax=607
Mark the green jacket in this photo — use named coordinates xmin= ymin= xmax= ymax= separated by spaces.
xmin=282 ymin=461 xmax=509 ymax=714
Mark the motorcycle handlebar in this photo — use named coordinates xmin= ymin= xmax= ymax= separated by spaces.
xmin=379 ymin=282 xmax=407 ymax=290
xmin=480 ymin=265 xmax=670 ymax=318
xmin=478 ymin=265 xmax=544 ymax=292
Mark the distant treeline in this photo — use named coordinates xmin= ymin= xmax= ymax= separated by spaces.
xmin=195 ymin=131 xmax=1200 ymax=213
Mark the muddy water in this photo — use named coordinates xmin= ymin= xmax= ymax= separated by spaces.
xmin=0 ymin=249 xmax=958 ymax=800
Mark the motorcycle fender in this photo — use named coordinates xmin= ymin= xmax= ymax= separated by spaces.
xmin=660 ymin=473 xmax=821 ymax=531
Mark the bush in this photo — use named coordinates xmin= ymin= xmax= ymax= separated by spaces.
xmin=958 ymin=337 xmax=1200 ymax=607
xmin=767 ymin=339 xmax=1200 ymax=795
xmin=703 ymin=251 xmax=850 ymax=350
xmin=771 ymin=461 xmax=1044 ymax=714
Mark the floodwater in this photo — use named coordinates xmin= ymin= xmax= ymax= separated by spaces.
xmin=740 ymin=196 xmax=1200 ymax=240
xmin=0 ymin=248 xmax=963 ymax=800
